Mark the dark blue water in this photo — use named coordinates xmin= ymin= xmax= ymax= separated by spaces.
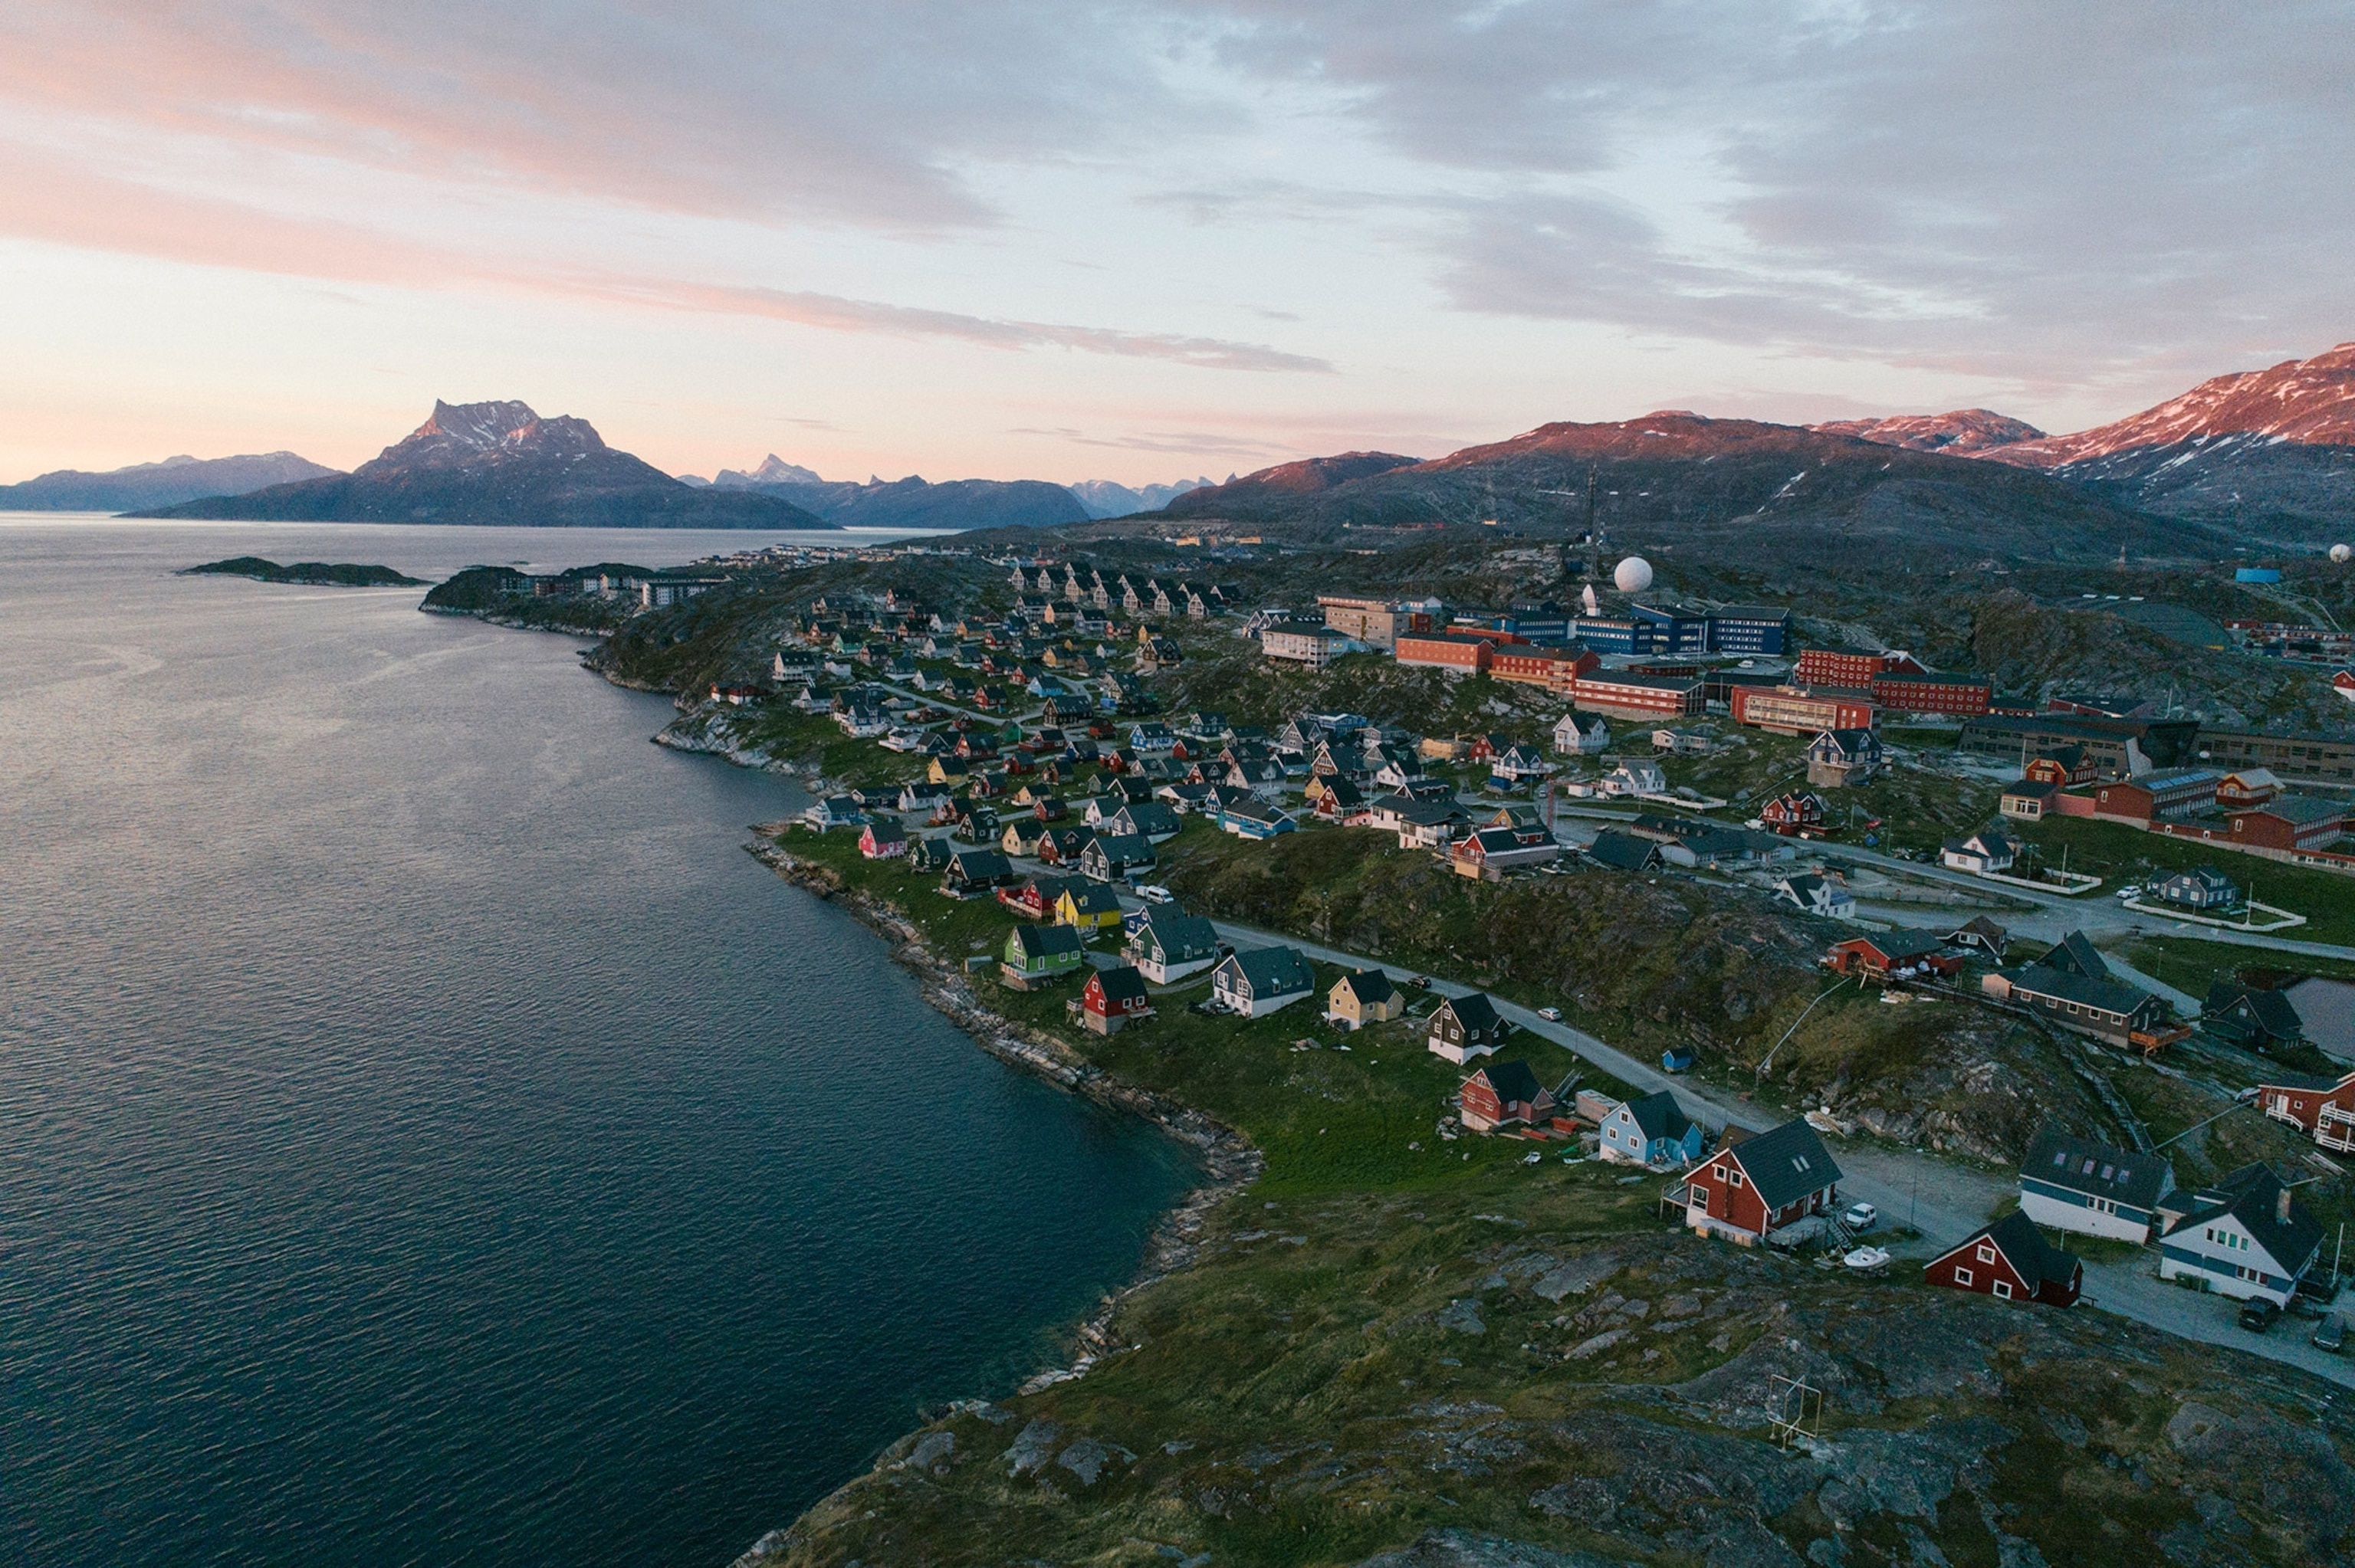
xmin=0 ymin=520 xmax=1200 ymax=1567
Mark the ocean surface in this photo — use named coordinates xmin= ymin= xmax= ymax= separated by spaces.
xmin=0 ymin=518 xmax=1201 ymax=1567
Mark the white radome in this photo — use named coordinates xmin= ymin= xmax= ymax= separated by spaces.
xmin=2332 ymin=543 xmax=2352 ymax=563
xmin=1613 ymin=556 xmax=1654 ymax=593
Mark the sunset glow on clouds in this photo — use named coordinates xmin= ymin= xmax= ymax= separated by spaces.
xmin=4 ymin=1 xmax=2352 ymax=484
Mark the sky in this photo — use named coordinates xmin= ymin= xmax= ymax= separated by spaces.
xmin=4 ymin=1 xmax=2352 ymax=487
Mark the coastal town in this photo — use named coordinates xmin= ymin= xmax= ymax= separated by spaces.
xmin=431 ymin=527 xmax=2355 ymax=1566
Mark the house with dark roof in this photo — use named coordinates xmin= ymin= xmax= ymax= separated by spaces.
xmin=1778 ymin=872 xmax=1857 ymax=920
xmin=1458 ymin=1061 xmax=1560 ymax=1133
xmin=2043 ymin=931 xmax=2109 ymax=979
xmin=1127 ymin=910 xmax=1223 ymax=984
xmin=1825 ymin=930 xmax=1959 ymax=979
xmin=2153 ymin=865 xmax=2239 ymax=911
xmin=1598 ymin=1090 xmax=1703 ymax=1168
xmin=944 ymin=848 xmax=1017 ymax=897
xmin=998 ymin=873 xmax=1078 ymax=921
xmin=1991 ymin=963 xmax=2176 ymax=1051
xmin=1428 ymin=993 xmax=1510 ymax=1064
xmin=2157 ymin=1165 xmax=2324 ymax=1306
xmin=1805 ymin=727 xmax=1884 ymax=789
xmin=906 ymin=835 xmax=954 ymax=874
xmin=1079 ymin=964 xmax=1154 ymax=1035
xmin=1944 ymin=916 xmax=2010 ymax=962
xmin=1680 ymin=1118 xmax=1843 ymax=1245
xmin=858 ymin=821 xmax=909 ymax=860
xmin=2017 ymin=1124 xmax=2176 ymax=1244
xmin=1220 ymin=798 xmax=1298 ymax=841
xmin=1940 ymin=827 xmax=2018 ymax=876
xmin=1325 ymin=968 xmax=1402 ymax=1030
xmin=1210 ymin=946 xmax=1318 ymax=1017
xmin=1585 ymin=828 xmax=1661 ymax=873
xmin=1056 ymin=882 xmax=1126 ymax=933
xmin=2204 ymin=982 xmax=2305 ymax=1053
xmin=1077 ymin=832 xmax=1156 ymax=883
xmin=1452 ymin=825 xmax=1561 ymax=879
xmin=1923 ymin=1212 xmax=2082 ymax=1307
xmin=1001 ymin=922 xmax=1086 ymax=990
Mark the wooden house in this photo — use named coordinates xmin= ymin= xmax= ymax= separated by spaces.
xmin=2018 ymin=1125 xmax=2176 ymax=1244
xmin=1078 ymin=832 xmax=1156 ymax=884
xmin=1210 ymin=946 xmax=1317 ymax=1017
xmin=997 ymin=874 xmax=1076 ymax=921
xmin=1128 ymin=910 xmax=1223 ymax=984
xmin=1427 ymin=993 xmax=1510 ymax=1064
xmin=1923 ymin=1212 xmax=2082 ymax=1307
xmin=1325 ymin=968 xmax=1403 ymax=1030
xmin=1002 ymin=923 xmax=1086 ymax=990
xmin=1680 ymin=1119 xmax=1843 ymax=1245
xmin=1055 ymin=883 xmax=1126 ymax=933
xmin=1079 ymin=965 xmax=1154 ymax=1035
xmin=1458 ymin=1061 xmax=1559 ymax=1134
xmin=1597 ymin=1091 xmax=1703 ymax=1167
xmin=857 ymin=822 xmax=909 ymax=860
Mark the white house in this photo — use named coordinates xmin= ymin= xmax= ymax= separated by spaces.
xmin=2017 ymin=1127 xmax=2174 ymax=1245
xmin=1553 ymin=714 xmax=1610 ymax=755
xmin=1210 ymin=946 xmax=1318 ymax=1017
xmin=1489 ymin=744 xmax=1556 ymax=784
xmin=2156 ymin=1165 xmax=2323 ymax=1306
xmin=1940 ymin=828 xmax=2018 ymax=876
xmin=1128 ymin=911 xmax=1223 ymax=984
xmin=1774 ymin=872 xmax=1855 ymax=920
xmin=1600 ymin=760 xmax=1667 ymax=797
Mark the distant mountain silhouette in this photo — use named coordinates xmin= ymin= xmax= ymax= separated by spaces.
xmin=714 ymin=469 xmax=1089 ymax=530
xmin=1067 ymin=477 xmax=1216 ymax=518
xmin=140 ymin=401 xmax=829 ymax=529
xmin=0 ymin=451 xmax=338 ymax=512
xmin=1161 ymin=452 xmax=1421 ymax=517
xmin=1810 ymin=410 xmax=2045 ymax=454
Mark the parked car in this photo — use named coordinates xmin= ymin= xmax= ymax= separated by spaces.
xmin=1842 ymin=1202 xmax=1879 ymax=1232
xmin=1411 ymin=976 xmax=1434 ymax=989
xmin=2237 ymin=1299 xmax=2281 ymax=1333
xmin=2115 ymin=884 xmax=2143 ymax=901
xmin=1537 ymin=1006 xmax=1563 ymax=1022
xmin=2315 ymin=1314 xmax=2346 ymax=1353
xmin=1135 ymin=884 xmax=1174 ymax=904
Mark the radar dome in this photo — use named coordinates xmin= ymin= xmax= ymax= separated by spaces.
xmin=1613 ymin=556 xmax=1654 ymax=593
xmin=2333 ymin=543 xmax=2352 ymax=563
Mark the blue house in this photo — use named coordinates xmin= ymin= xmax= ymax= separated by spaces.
xmin=1660 ymin=1046 xmax=1698 ymax=1073
xmin=1597 ymin=1091 xmax=1703 ymax=1168
xmin=1220 ymin=799 xmax=1298 ymax=840
xmin=2156 ymin=1163 xmax=2323 ymax=1307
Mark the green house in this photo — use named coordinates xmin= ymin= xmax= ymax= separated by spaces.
xmin=1002 ymin=923 xmax=1086 ymax=990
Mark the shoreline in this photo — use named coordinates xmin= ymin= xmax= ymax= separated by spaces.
xmin=744 ymin=835 xmax=1262 ymax=1374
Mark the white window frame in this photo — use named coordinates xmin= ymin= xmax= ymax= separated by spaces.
xmin=1954 ymin=1266 xmax=1973 ymax=1287
xmin=1992 ymin=1279 xmax=2013 ymax=1300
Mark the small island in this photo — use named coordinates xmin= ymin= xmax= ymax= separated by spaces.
xmin=182 ymin=556 xmax=425 ymax=587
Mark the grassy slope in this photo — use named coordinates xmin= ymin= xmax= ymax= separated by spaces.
xmin=2011 ymin=816 xmax=2355 ymax=946
xmin=760 ymin=828 xmax=2355 ymax=1568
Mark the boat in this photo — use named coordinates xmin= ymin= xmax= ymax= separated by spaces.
xmin=1842 ymin=1246 xmax=1891 ymax=1272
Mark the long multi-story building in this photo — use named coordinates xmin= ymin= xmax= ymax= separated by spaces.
xmin=2197 ymin=729 xmax=2355 ymax=785
xmin=1870 ymin=670 xmax=1994 ymax=717
xmin=1490 ymin=643 xmax=1597 ymax=689
xmin=1395 ymin=631 xmax=1497 ymax=674
xmin=1730 ymin=684 xmax=1877 ymax=736
xmin=1571 ymin=605 xmax=1792 ymax=657
xmin=1260 ymin=620 xmax=1350 ymax=668
xmin=1317 ymin=595 xmax=1444 ymax=650
xmin=1794 ymin=648 xmax=1921 ymax=687
xmin=1565 ymin=671 xmax=1705 ymax=720
xmin=1959 ymin=714 xmax=2202 ymax=781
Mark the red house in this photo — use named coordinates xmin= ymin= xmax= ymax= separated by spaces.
xmin=1922 ymin=1211 xmax=2081 ymax=1307
xmin=1080 ymin=964 xmax=1154 ymax=1035
xmin=857 ymin=822 xmax=908 ymax=860
xmin=1458 ymin=1060 xmax=1562 ymax=1133
xmin=997 ymin=873 xmax=1075 ymax=920
xmin=2256 ymin=1068 xmax=2355 ymax=1151
xmin=1489 ymin=644 xmax=1596 ymax=689
xmin=1825 ymin=930 xmax=1962 ymax=980
xmin=1759 ymin=790 xmax=1825 ymax=835
xmin=1680 ymin=1119 xmax=1842 ymax=1245
xmin=2229 ymin=796 xmax=2347 ymax=851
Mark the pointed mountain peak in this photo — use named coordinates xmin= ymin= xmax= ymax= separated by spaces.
xmin=372 ymin=399 xmax=606 ymax=471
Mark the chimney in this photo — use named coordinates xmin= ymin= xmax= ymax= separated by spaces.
xmin=2278 ymin=1186 xmax=2293 ymax=1224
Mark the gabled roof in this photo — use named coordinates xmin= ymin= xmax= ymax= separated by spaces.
xmin=2007 ymin=963 xmax=2157 ymax=1020
xmin=1621 ymin=1090 xmax=1693 ymax=1144
xmin=1009 ymin=923 xmax=1085 ymax=959
xmin=1219 ymin=945 xmax=1316 ymax=997
xmin=1437 ymin=992 xmax=1503 ymax=1036
xmin=1949 ymin=915 xmax=2009 ymax=946
xmin=2021 ymin=1124 xmax=2172 ymax=1210
xmin=1136 ymin=911 xmax=1220 ymax=959
xmin=2042 ymin=931 xmax=2109 ymax=979
xmin=1085 ymin=832 xmax=1155 ymax=864
xmin=1089 ymin=965 xmax=1149 ymax=1004
xmin=2169 ymin=1164 xmax=2324 ymax=1275
xmin=1934 ymin=1210 xmax=2081 ymax=1292
xmin=1586 ymin=828 xmax=1659 ymax=871
xmin=950 ymin=848 xmax=1012 ymax=880
xmin=1726 ymin=1118 xmax=1842 ymax=1210
xmin=1059 ymin=883 xmax=1123 ymax=917
xmin=1472 ymin=1060 xmax=1546 ymax=1105
xmin=1840 ymin=928 xmax=1947 ymax=962
xmin=2205 ymin=981 xmax=2304 ymax=1039
xmin=1334 ymin=967 xmax=1395 ymax=1006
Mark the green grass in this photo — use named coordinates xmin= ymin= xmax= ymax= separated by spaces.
xmin=2013 ymin=816 xmax=2355 ymax=944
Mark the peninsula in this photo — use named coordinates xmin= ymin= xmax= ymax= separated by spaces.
xmin=421 ymin=363 xmax=2355 ymax=1566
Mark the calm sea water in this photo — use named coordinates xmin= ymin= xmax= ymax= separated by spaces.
xmin=0 ymin=519 xmax=1200 ymax=1567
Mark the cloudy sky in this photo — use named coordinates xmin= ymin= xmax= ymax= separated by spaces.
xmin=4 ymin=1 xmax=2350 ymax=484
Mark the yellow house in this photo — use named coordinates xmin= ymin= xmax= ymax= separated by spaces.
xmin=1056 ymin=884 xmax=1126 ymax=932
xmin=1325 ymin=968 xmax=1404 ymax=1030
xmin=928 ymin=755 xmax=970 ymax=786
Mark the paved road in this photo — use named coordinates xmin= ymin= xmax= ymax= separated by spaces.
xmin=984 ymin=834 xmax=2355 ymax=1388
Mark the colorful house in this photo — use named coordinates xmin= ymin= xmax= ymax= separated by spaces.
xmin=1128 ymin=910 xmax=1223 ymax=984
xmin=1079 ymin=964 xmax=1154 ymax=1035
xmin=1210 ymin=946 xmax=1317 ymax=1017
xmin=1680 ymin=1119 xmax=1843 ymax=1245
xmin=1598 ymin=1091 xmax=1703 ymax=1168
xmin=1055 ymin=883 xmax=1126 ymax=933
xmin=1325 ymin=968 xmax=1403 ymax=1030
xmin=2017 ymin=1125 xmax=2175 ymax=1244
xmin=2156 ymin=1165 xmax=2323 ymax=1306
xmin=1428 ymin=993 xmax=1510 ymax=1064
xmin=858 ymin=821 xmax=909 ymax=859
xmin=1458 ymin=1061 xmax=1560 ymax=1134
xmin=1001 ymin=923 xmax=1086 ymax=990
xmin=1923 ymin=1212 xmax=2082 ymax=1307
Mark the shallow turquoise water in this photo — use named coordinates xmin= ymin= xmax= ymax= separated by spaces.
xmin=0 ymin=519 xmax=1200 ymax=1566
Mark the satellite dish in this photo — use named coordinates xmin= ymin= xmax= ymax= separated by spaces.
xmin=1613 ymin=556 xmax=1654 ymax=593
xmin=2332 ymin=543 xmax=2351 ymax=563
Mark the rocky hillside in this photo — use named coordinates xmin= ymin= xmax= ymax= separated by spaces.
xmin=140 ymin=400 xmax=829 ymax=529
xmin=1811 ymin=409 xmax=2045 ymax=454
xmin=1158 ymin=414 xmax=2209 ymax=564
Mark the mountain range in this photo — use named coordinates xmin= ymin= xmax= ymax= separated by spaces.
xmin=684 ymin=458 xmax=1215 ymax=525
xmin=0 ymin=451 xmax=338 ymax=512
xmin=139 ymin=402 xmax=828 ymax=529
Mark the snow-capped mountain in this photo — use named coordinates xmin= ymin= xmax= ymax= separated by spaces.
xmin=1809 ymin=409 xmax=2045 ymax=454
